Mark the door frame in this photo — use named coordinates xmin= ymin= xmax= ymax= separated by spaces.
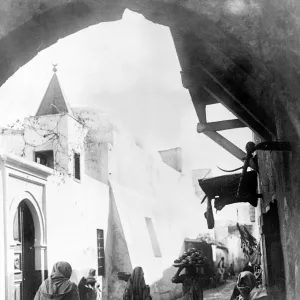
xmin=8 ymin=191 xmax=47 ymax=300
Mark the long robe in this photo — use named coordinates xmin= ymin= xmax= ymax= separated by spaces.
xmin=123 ymin=267 xmax=152 ymax=300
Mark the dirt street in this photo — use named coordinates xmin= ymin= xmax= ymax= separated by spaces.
xmin=204 ymin=279 xmax=237 ymax=300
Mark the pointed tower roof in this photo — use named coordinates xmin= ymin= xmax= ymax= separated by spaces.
xmin=35 ymin=65 xmax=73 ymax=116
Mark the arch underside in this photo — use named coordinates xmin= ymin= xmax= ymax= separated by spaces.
xmin=9 ymin=191 xmax=46 ymax=247
xmin=1 ymin=0 xmax=300 ymax=140
xmin=1 ymin=3 xmax=300 ymax=299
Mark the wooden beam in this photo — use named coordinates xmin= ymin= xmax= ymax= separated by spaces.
xmin=197 ymin=119 xmax=246 ymax=133
xmin=193 ymin=101 xmax=207 ymax=124
xmin=203 ymin=131 xmax=258 ymax=171
xmin=190 ymin=88 xmax=257 ymax=170
xmin=198 ymin=66 xmax=275 ymax=141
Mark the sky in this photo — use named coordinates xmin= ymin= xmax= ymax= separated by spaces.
xmin=0 ymin=9 xmax=252 ymax=176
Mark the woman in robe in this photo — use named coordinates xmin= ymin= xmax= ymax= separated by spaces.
xmin=172 ymin=265 xmax=203 ymax=300
xmin=34 ymin=261 xmax=79 ymax=300
xmin=234 ymin=271 xmax=272 ymax=300
xmin=123 ymin=266 xmax=152 ymax=300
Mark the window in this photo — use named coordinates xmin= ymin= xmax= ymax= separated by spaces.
xmin=250 ymin=206 xmax=256 ymax=222
xmin=35 ymin=151 xmax=54 ymax=168
xmin=74 ymin=152 xmax=81 ymax=180
xmin=97 ymin=229 xmax=105 ymax=276
xmin=13 ymin=210 xmax=20 ymax=242
xmin=145 ymin=217 xmax=162 ymax=257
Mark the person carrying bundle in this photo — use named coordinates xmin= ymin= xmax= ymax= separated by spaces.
xmin=172 ymin=265 xmax=203 ymax=300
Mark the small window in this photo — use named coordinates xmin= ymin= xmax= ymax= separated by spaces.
xmin=250 ymin=206 xmax=256 ymax=222
xmin=35 ymin=151 xmax=54 ymax=168
xmin=145 ymin=217 xmax=162 ymax=257
xmin=13 ymin=210 xmax=20 ymax=242
xmin=74 ymin=153 xmax=81 ymax=180
xmin=97 ymin=229 xmax=105 ymax=276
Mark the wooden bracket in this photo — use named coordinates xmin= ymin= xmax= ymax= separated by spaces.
xmin=191 ymin=95 xmax=258 ymax=171
xmin=197 ymin=119 xmax=246 ymax=133
xmin=236 ymin=141 xmax=291 ymax=197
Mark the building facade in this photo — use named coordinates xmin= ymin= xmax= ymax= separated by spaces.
xmin=0 ymin=69 xmax=211 ymax=300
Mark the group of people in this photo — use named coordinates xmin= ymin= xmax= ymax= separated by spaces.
xmin=34 ymin=260 xmax=270 ymax=300
xmin=33 ymin=262 xmax=152 ymax=300
xmin=34 ymin=262 xmax=101 ymax=300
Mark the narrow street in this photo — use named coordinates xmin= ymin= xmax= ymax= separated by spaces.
xmin=204 ymin=279 xmax=236 ymax=300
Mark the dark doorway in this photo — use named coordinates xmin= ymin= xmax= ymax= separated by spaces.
xmin=262 ymin=200 xmax=286 ymax=298
xmin=13 ymin=201 xmax=36 ymax=300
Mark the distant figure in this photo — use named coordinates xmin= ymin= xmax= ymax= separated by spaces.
xmin=78 ymin=269 xmax=101 ymax=300
xmin=34 ymin=261 xmax=79 ymax=300
xmin=228 ymin=263 xmax=235 ymax=277
xmin=123 ymin=267 xmax=152 ymax=300
xmin=217 ymin=257 xmax=225 ymax=283
xmin=172 ymin=265 xmax=203 ymax=300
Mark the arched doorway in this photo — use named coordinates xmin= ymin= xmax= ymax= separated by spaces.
xmin=13 ymin=200 xmax=36 ymax=300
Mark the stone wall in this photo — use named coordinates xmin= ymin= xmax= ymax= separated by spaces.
xmin=256 ymin=96 xmax=300 ymax=300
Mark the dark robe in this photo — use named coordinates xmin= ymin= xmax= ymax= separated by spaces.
xmin=172 ymin=274 xmax=203 ymax=300
xmin=123 ymin=267 xmax=152 ymax=300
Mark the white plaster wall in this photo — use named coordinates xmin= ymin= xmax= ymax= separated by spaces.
xmin=6 ymin=175 xmax=44 ymax=210
xmin=0 ymin=131 xmax=24 ymax=155
xmin=108 ymin=130 xmax=208 ymax=286
xmin=21 ymin=114 xmax=89 ymax=179
xmin=227 ymin=234 xmax=246 ymax=272
xmin=46 ymin=175 xmax=109 ymax=284
xmin=23 ymin=114 xmax=68 ymax=151
xmin=22 ymin=115 xmax=70 ymax=172
xmin=214 ymin=202 xmax=253 ymax=225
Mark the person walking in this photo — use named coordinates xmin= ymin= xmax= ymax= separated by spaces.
xmin=34 ymin=261 xmax=79 ymax=300
xmin=172 ymin=265 xmax=203 ymax=300
xmin=123 ymin=266 xmax=152 ymax=300
xmin=228 ymin=263 xmax=235 ymax=278
xmin=217 ymin=257 xmax=225 ymax=284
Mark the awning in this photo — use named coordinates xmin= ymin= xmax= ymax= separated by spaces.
xmin=199 ymin=170 xmax=258 ymax=211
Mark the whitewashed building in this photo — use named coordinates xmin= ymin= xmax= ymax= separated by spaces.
xmin=0 ymin=69 xmax=209 ymax=300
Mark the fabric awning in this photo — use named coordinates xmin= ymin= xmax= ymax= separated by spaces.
xmin=199 ymin=170 xmax=258 ymax=211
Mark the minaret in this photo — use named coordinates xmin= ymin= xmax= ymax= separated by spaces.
xmin=35 ymin=64 xmax=72 ymax=116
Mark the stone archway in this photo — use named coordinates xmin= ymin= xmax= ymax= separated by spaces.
xmin=1 ymin=2 xmax=300 ymax=300
xmin=0 ymin=0 xmax=299 ymax=138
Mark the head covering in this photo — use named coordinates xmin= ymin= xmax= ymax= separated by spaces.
xmin=237 ymin=271 xmax=256 ymax=295
xmin=51 ymin=261 xmax=73 ymax=279
xmin=41 ymin=261 xmax=73 ymax=298
xmin=88 ymin=269 xmax=96 ymax=277
xmin=123 ymin=267 xmax=151 ymax=300
xmin=86 ymin=269 xmax=97 ymax=284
